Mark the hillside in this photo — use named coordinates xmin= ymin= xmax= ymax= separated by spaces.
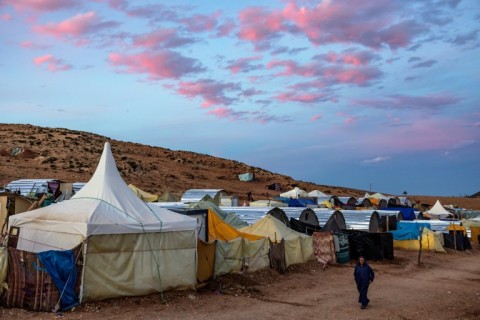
xmin=1 ymin=123 xmax=479 ymax=210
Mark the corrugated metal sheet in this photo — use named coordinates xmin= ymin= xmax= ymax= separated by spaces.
xmin=5 ymin=179 xmax=55 ymax=196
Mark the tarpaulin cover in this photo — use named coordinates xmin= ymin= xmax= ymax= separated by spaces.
xmin=207 ymin=209 xmax=262 ymax=242
xmin=289 ymin=218 xmax=322 ymax=235
xmin=193 ymin=202 xmax=247 ymax=229
xmin=446 ymin=224 xmax=466 ymax=235
xmin=313 ymin=232 xmax=336 ymax=267
xmin=0 ymin=247 xmax=7 ymax=295
xmin=287 ymin=198 xmax=316 ymax=207
xmin=383 ymin=207 xmax=416 ymax=220
xmin=393 ymin=228 xmax=446 ymax=253
xmin=390 ymin=221 xmax=432 ymax=241
xmin=213 ymin=237 xmax=269 ymax=277
xmin=37 ymin=250 xmax=79 ymax=311
xmin=197 ymin=240 xmax=215 ymax=285
xmin=345 ymin=230 xmax=394 ymax=261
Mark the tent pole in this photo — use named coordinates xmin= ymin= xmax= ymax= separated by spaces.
xmin=79 ymin=238 xmax=88 ymax=303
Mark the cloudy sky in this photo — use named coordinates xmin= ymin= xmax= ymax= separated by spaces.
xmin=1 ymin=0 xmax=479 ymax=196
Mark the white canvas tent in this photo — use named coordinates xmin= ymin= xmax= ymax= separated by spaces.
xmin=426 ymin=200 xmax=454 ymax=219
xmin=9 ymin=142 xmax=198 ymax=302
xmin=307 ymin=190 xmax=329 ymax=198
xmin=280 ymin=187 xmax=308 ymax=199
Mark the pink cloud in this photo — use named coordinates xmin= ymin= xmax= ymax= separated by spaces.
xmin=311 ymin=114 xmax=323 ymax=121
xmin=236 ymin=1 xmax=425 ymax=50
xmin=277 ymin=92 xmax=330 ymax=104
xmin=206 ymin=107 xmax=290 ymax=124
xmin=33 ymin=12 xmax=118 ymax=39
xmin=316 ymin=50 xmax=379 ymax=66
xmin=132 ymin=29 xmax=196 ymax=49
xmin=19 ymin=40 xmax=51 ymax=50
xmin=216 ymin=18 xmax=236 ymax=37
xmin=336 ymin=112 xmax=360 ymax=125
xmin=226 ymin=56 xmax=262 ymax=74
xmin=181 ymin=12 xmax=220 ymax=33
xmin=268 ymin=59 xmax=382 ymax=85
xmin=3 ymin=0 xmax=78 ymax=12
xmin=237 ymin=6 xmax=289 ymax=44
xmin=109 ymin=51 xmax=205 ymax=80
xmin=33 ymin=54 xmax=72 ymax=72
xmin=353 ymin=93 xmax=460 ymax=110
xmin=176 ymin=79 xmax=240 ymax=107
xmin=267 ymin=59 xmax=321 ymax=77
xmin=1 ymin=13 xmax=12 ymax=21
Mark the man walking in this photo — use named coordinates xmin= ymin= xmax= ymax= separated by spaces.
xmin=354 ymin=256 xmax=375 ymax=309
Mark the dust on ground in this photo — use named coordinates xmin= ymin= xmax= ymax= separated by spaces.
xmin=2 ymin=247 xmax=479 ymax=320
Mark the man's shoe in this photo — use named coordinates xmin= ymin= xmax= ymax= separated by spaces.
xmin=361 ymin=305 xmax=366 ymax=309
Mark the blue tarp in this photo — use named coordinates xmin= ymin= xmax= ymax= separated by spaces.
xmin=390 ymin=221 xmax=432 ymax=241
xmin=383 ymin=207 xmax=416 ymax=220
xmin=37 ymin=250 xmax=79 ymax=311
xmin=286 ymin=198 xmax=316 ymax=207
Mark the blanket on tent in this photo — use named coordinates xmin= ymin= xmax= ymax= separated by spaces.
xmin=312 ymin=232 xmax=336 ymax=268
xmin=3 ymin=247 xmax=81 ymax=311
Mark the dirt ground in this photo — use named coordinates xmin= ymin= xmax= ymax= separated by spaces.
xmin=1 ymin=247 xmax=479 ymax=320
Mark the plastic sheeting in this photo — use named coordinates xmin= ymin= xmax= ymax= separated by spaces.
xmin=37 ymin=250 xmax=79 ymax=310
xmin=191 ymin=201 xmax=248 ymax=229
xmin=214 ymin=237 xmax=269 ymax=277
xmin=390 ymin=221 xmax=432 ymax=241
xmin=83 ymin=230 xmax=197 ymax=302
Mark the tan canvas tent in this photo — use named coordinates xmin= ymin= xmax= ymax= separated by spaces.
xmin=128 ymin=184 xmax=159 ymax=202
xmin=8 ymin=142 xmax=198 ymax=304
xmin=240 ymin=215 xmax=314 ymax=267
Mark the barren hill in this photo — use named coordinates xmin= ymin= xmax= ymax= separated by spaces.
xmin=1 ymin=123 xmax=479 ymax=210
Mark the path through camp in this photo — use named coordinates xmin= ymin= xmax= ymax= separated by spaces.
xmin=1 ymin=249 xmax=479 ymax=320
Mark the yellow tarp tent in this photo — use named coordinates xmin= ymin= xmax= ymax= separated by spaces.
xmin=240 ymin=215 xmax=314 ymax=267
xmin=447 ymin=224 xmax=467 ymax=236
xmin=393 ymin=228 xmax=446 ymax=253
xmin=128 ymin=184 xmax=159 ymax=202
xmin=206 ymin=209 xmax=269 ymax=276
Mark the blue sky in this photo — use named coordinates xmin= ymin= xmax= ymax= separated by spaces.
xmin=1 ymin=0 xmax=479 ymax=196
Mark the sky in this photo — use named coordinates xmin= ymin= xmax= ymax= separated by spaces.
xmin=1 ymin=0 xmax=479 ymax=196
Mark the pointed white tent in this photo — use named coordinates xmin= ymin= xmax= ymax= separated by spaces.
xmin=280 ymin=187 xmax=308 ymax=199
xmin=426 ymin=200 xmax=453 ymax=219
xmin=308 ymin=190 xmax=329 ymax=198
xmin=9 ymin=142 xmax=198 ymax=302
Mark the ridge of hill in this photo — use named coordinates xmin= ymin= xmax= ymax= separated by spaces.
xmin=1 ymin=123 xmax=479 ymax=210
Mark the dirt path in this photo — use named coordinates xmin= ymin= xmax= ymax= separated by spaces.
xmin=2 ymin=249 xmax=479 ymax=320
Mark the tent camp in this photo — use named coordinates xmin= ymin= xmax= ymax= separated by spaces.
xmin=6 ymin=143 xmax=198 ymax=310
xmin=240 ymin=215 xmax=314 ymax=267
xmin=128 ymin=184 xmax=159 ymax=202
xmin=280 ymin=187 xmax=308 ymax=199
xmin=425 ymin=200 xmax=454 ymax=219
xmin=181 ymin=189 xmax=228 ymax=205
